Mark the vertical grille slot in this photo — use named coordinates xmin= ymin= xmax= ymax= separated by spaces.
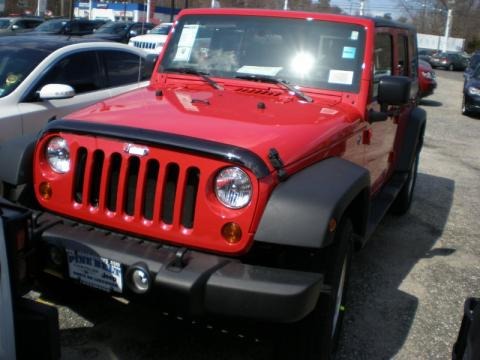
xmin=73 ymin=147 xmax=87 ymax=203
xmin=106 ymin=153 xmax=122 ymax=212
xmin=181 ymin=167 xmax=200 ymax=229
xmin=124 ymin=156 xmax=140 ymax=216
xmin=161 ymin=163 xmax=179 ymax=224
xmin=142 ymin=160 xmax=159 ymax=220
xmin=89 ymin=150 xmax=104 ymax=208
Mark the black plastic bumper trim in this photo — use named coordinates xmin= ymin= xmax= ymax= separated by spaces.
xmin=37 ymin=214 xmax=324 ymax=323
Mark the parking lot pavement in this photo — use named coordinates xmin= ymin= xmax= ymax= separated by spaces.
xmin=33 ymin=70 xmax=480 ymax=359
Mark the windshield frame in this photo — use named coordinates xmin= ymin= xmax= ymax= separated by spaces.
xmin=159 ymin=14 xmax=366 ymax=93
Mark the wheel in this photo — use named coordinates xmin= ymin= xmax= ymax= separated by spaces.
xmin=391 ymin=151 xmax=419 ymax=215
xmin=448 ymin=63 xmax=454 ymax=71
xmin=276 ymin=218 xmax=354 ymax=360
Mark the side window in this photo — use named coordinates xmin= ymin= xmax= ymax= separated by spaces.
xmin=101 ymin=50 xmax=148 ymax=87
xmin=15 ymin=20 xmax=27 ymax=29
xmin=397 ymin=34 xmax=409 ymax=76
xmin=373 ymin=33 xmax=392 ymax=97
xmin=32 ymin=51 xmax=102 ymax=98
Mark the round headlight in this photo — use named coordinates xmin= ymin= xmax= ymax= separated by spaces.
xmin=46 ymin=136 xmax=70 ymax=173
xmin=214 ymin=167 xmax=252 ymax=209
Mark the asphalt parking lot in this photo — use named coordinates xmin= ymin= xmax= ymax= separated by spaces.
xmin=31 ymin=69 xmax=480 ymax=359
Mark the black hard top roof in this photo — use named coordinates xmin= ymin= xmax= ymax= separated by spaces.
xmin=371 ymin=17 xmax=416 ymax=31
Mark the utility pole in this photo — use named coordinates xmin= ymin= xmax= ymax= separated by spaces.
xmin=442 ymin=8 xmax=452 ymax=52
xmin=283 ymin=0 xmax=288 ymax=10
xmin=359 ymin=0 xmax=365 ymax=16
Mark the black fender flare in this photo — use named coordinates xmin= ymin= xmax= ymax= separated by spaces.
xmin=0 ymin=135 xmax=36 ymax=186
xmin=254 ymin=157 xmax=370 ymax=249
xmin=396 ymin=107 xmax=426 ymax=172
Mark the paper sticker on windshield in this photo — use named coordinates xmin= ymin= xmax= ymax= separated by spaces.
xmin=237 ymin=66 xmax=283 ymax=76
xmin=173 ymin=24 xmax=199 ymax=61
xmin=342 ymin=47 xmax=356 ymax=59
xmin=328 ymin=70 xmax=354 ymax=85
xmin=350 ymin=31 xmax=359 ymax=40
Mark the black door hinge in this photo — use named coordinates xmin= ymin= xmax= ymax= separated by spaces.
xmin=268 ymin=148 xmax=288 ymax=182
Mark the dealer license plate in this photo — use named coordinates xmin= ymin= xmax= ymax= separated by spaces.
xmin=66 ymin=249 xmax=123 ymax=293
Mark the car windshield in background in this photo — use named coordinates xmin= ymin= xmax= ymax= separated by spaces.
xmin=96 ymin=22 xmax=128 ymax=35
xmin=160 ymin=15 xmax=366 ymax=92
xmin=34 ymin=20 xmax=66 ymax=32
xmin=0 ymin=46 xmax=50 ymax=98
xmin=0 ymin=19 xmax=11 ymax=29
xmin=151 ymin=24 xmax=171 ymax=35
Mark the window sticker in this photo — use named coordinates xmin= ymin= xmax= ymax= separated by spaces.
xmin=174 ymin=24 xmax=199 ymax=62
xmin=237 ymin=66 xmax=283 ymax=77
xmin=328 ymin=70 xmax=354 ymax=85
xmin=342 ymin=47 xmax=356 ymax=59
xmin=350 ymin=31 xmax=359 ymax=40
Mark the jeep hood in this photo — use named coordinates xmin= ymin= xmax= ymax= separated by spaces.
xmin=66 ymin=85 xmax=362 ymax=171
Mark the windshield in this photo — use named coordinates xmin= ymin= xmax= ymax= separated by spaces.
xmin=160 ymin=15 xmax=365 ymax=92
xmin=151 ymin=24 xmax=171 ymax=35
xmin=0 ymin=19 xmax=12 ymax=29
xmin=96 ymin=22 xmax=128 ymax=35
xmin=473 ymin=65 xmax=480 ymax=79
xmin=0 ymin=46 xmax=50 ymax=98
xmin=34 ymin=20 xmax=66 ymax=32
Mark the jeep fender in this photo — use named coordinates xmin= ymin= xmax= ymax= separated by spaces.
xmin=396 ymin=107 xmax=426 ymax=172
xmin=0 ymin=135 xmax=36 ymax=186
xmin=254 ymin=157 xmax=370 ymax=249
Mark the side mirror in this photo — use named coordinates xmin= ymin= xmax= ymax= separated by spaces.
xmin=129 ymin=30 xmax=137 ymax=37
xmin=369 ymin=76 xmax=412 ymax=123
xmin=11 ymin=24 xmax=19 ymax=31
xmin=144 ymin=54 xmax=158 ymax=76
xmin=377 ymin=76 xmax=411 ymax=108
xmin=38 ymin=84 xmax=75 ymax=100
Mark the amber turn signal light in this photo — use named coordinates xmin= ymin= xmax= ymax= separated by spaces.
xmin=39 ymin=181 xmax=52 ymax=200
xmin=221 ymin=222 xmax=242 ymax=244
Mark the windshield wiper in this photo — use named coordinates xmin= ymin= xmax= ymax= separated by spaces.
xmin=235 ymin=74 xmax=313 ymax=103
xmin=164 ymin=67 xmax=223 ymax=90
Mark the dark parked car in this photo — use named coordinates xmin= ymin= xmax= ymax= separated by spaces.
xmin=27 ymin=18 xmax=99 ymax=36
xmin=418 ymin=48 xmax=438 ymax=64
xmin=462 ymin=63 xmax=480 ymax=115
xmin=464 ymin=51 xmax=480 ymax=79
xmin=430 ymin=51 xmax=469 ymax=71
xmin=87 ymin=21 xmax=154 ymax=43
xmin=0 ymin=16 xmax=43 ymax=36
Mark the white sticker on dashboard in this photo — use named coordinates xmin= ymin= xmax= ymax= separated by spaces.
xmin=173 ymin=24 xmax=199 ymax=61
xmin=328 ymin=70 xmax=354 ymax=85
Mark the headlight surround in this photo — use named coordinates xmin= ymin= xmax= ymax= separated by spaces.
xmin=421 ymin=71 xmax=434 ymax=80
xmin=468 ymin=86 xmax=480 ymax=96
xmin=214 ymin=167 xmax=252 ymax=209
xmin=46 ymin=136 xmax=70 ymax=173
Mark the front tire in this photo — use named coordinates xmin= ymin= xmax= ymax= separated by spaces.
xmin=448 ymin=63 xmax=454 ymax=71
xmin=276 ymin=218 xmax=354 ymax=360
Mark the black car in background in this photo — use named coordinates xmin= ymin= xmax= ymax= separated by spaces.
xmin=418 ymin=48 xmax=438 ymax=64
xmin=462 ymin=64 xmax=480 ymax=116
xmin=464 ymin=51 xmax=480 ymax=78
xmin=86 ymin=21 xmax=154 ymax=43
xmin=0 ymin=16 xmax=44 ymax=36
xmin=430 ymin=51 xmax=469 ymax=71
xmin=26 ymin=18 xmax=102 ymax=36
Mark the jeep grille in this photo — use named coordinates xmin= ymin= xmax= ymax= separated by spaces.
xmin=73 ymin=147 xmax=200 ymax=229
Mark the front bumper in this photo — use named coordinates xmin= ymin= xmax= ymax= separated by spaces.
xmin=35 ymin=213 xmax=325 ymax=323
xmin=465 ymin=93 xmax=480 ymax=112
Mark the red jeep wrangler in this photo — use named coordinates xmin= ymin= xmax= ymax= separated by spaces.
xmin=0 ymin=8 xmax=425 ymax=359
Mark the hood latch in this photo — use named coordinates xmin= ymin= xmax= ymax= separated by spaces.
xmin=268 ymin=148 xmax=288 ymax=182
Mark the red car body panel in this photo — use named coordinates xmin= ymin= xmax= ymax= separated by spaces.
xmin=418 ymin=60 xmax=437 ymax=98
